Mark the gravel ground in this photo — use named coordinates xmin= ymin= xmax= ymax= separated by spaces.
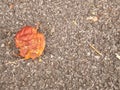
xmin=0 ymin=0 xmax=120 ymax=90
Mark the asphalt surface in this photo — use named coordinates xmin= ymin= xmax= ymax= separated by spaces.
xmin=0 ymin=0 xmax=120 ymax=90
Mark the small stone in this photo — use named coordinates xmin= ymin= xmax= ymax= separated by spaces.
xmin=8 ymin=41 xmax=11 ymax=45
xmin=51 ymin=54 xmax=54 ymax=58
xmin=86 ymin=16 xmax=98 ymax=22
xmin=51 ymin=27 xmax=55 ymax=35
xmin=92 ymin=66 xmax=97 ymax=69
xmin=1 ymin=43 xmax=5 ymax=47
xmin=115 ymin=53 xmax=120 ymax=60
xmin=27 ymin=63 xmax=30 ymax=66
xmin=94 ymin=55 xmax=100 ymax=59
xmin=39 ymin=58 xmax=42 ymax=62
xmin=87 ymin=52 xmax=91 ymax=56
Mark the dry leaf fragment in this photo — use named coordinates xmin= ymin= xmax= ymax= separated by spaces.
xmin=15 ymin=26 xmax=45 ymax=60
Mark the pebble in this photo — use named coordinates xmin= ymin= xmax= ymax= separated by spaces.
xmin=86 ymin=16 xmax=98 ymax=22
xmin=87 ymin=52 xmax=91 ymax=56
xmin=50 ymin=54 xmax=54 ymax=58
xmin=94 ymin=55 xmax=100 ymax=59
xmin=1 ymin=43 xmax=5 ymax=47
xmin=51 ymin=27 xmax=55 ymax=35
xmin=115 ymin=53 xmax=120 ymax=60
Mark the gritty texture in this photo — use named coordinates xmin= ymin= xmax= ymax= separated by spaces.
xmin=0 ymin=0 xmax=120 ymax=90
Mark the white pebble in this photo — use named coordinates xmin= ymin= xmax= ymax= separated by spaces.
xmin=1 ymin=43 xmax=5 ymax=47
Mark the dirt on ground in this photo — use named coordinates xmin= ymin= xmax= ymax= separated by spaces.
xmin=0 ymin=0 xmax=120 ymax=90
